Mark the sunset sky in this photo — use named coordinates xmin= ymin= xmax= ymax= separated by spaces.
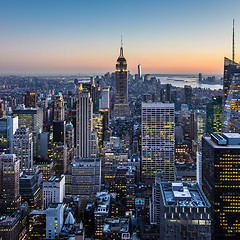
xmin=0 ymin=0 xmax=240 ymax=75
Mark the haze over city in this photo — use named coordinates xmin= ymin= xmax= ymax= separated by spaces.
xmin=0 ymin=0 xmax=240 ymax=74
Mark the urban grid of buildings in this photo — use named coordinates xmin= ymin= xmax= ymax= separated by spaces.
xmin=0 ymin=25 xmax=239 ymax=239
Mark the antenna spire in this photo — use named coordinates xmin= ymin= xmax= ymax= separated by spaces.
xmin=120 ymin=35 xmax=123 ymax=57
xmin=233 ymin=19 xmax=235 ymax=62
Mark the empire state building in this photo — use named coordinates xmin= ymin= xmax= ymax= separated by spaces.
xmin=114 ymin=45 xmax=130 ymax=117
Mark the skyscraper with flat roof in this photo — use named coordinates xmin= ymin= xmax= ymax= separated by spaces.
xmin=0 ymin=116 xmax=18 ymax=154
xmin=13 ymin=106 xmax=43 ymax=157
xmin=206 ymin=96 xmax=222 ymax=134
xmin=203 ymin=133 xmax=240 ymax=239
xmin=13 ymin=125 xmax=33 ymax=171
xmin=0 ymin=154 xmax=21 ymax=214
xmin=76 ymin=88 xmax=93 ymax=157
xmin=141 ymin=102 xmax=175 ymax=183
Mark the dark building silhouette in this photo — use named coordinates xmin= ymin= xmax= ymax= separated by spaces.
xmin=24 ymin=91 xmax=37 ymax=108
xmin=0 ymin=154 xmax=21 ymax=214
xmin=203 ymin=133 xmax=240 ymax=239
xmin=184 ymin=85 xmax=192 ymax=107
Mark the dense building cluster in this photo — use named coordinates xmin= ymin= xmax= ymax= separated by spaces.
xmin=0 ymin=42 xmax=239 ymax=240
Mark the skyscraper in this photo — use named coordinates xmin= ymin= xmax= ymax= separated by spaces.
xmin=184 ymin=85 xmax=192 ymax=107
xmin=24 ymin=91 xmax=37 ymax=108
xmin=141 ymin=102 xmax=175 ymax=183
xmin=13 ymin=126 xmax=33 ymax=171
xmin=222 ymin=73 xmax=240 ymax=132
xmin=53 ymin=92 xmax=65 ymax=121
xmin=206 ymin=96 xmax=222 ymax=134
xmin=0 ymin=154 xmax=21 ymax=214
xmin=202 ymin=133 xmax=240 ymax=239
xmin=114 ymin=45 xmax=129 ymax=117
xmin=76 ymin=87 xmax=93 ymax=158
xmin=13 ymin=106 xmax=43 ymax=157
xmin=223 ymin=57 xmax=240 ymax=104
xmin=53 ymin=92 xmax=66 ymax=144
xmin=138 ymin=64 xmax=141 ymax=80
xmin=0 ymin=116 xmax=18 ymax=154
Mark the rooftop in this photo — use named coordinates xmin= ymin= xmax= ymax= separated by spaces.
xmin=161 ymin=182 xmax=210 ymax=207
xmin=204 ymin=134 xmax=240 ymax=149
xmin=47 ymin=175 xmax=64 ymax=182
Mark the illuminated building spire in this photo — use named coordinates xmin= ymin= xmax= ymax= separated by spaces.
xmin=233 ymin=19 xmax=235 ymax=62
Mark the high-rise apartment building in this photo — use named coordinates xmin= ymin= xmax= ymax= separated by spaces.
xmin=24 ymin=91 xmax=37 ymax=108
xmin=114 ymin=45 xmax=129 ymax=117
xmin=0 ymin=116 xmax=18 ymax=154
xmin=0 ymin=154 xmax=21 ymax=214
xmin=202 ymin=133 xmax=240 ymax=239
xmin=141 ymin=102 xmax=175 ymax=183
xmin=13 ymin=126 xmax=33 ymax=171
xmin=13 ymin=106 xmax=43 ymax=157
xmin=206 ymin=96 xmax=222 ymax=134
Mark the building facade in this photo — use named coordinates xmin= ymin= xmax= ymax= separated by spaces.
xmin=42 ymin=175 xmax=65 ymax=209
xmin=203 ymin=133 xmax=240 ymax=239
xmin=114 ymin=46 xmax=129 ymax=117
xmin=13 ymin=126 xmax=33 ymax=171
xmin=0 ymin=154 xmax=21 ymax=214
xmin=141 ymin=102 xmax=175 ymax=183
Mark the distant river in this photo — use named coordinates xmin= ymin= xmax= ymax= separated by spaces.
xmin=152 ymin=75 xmax=223 ymax=90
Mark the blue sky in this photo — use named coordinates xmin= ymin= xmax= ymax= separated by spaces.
xmin=0 ymin=0 xmax=239 ymax=74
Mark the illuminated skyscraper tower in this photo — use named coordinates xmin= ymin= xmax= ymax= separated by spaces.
xmin=223 ymin=20 xmax=240 ymax=105
xmin=141 ymin=102 xmax=175 ymax=183
xmin=114 ymin=42 xmax=129 ymax=117
xmin=222 ymin=73 xmax=240 ymax=132
xmin=203 ymin=133 xmax=240 ymax=239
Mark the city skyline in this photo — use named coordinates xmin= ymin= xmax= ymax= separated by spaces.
xmin=0 ymin=0 xmax=240 ymax=75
